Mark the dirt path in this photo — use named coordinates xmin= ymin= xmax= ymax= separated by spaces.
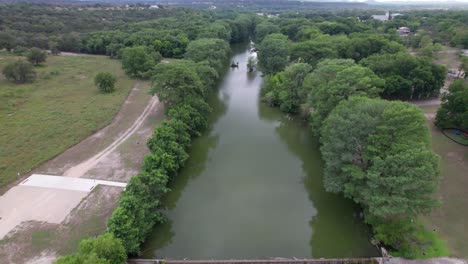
xmin=64 ymin=94 xmax=160 ymax=178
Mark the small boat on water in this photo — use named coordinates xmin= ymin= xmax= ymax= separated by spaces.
xmin=230 ymin=61 xmax=239 ymax=68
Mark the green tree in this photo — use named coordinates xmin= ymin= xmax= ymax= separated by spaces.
xmin=121 ymin=46 xmax=158 ymax=78
xmin=184 ymin=38 xmax=230 ymax=73
xmin=257 ymin=33 xmax=290 ymax=75
xmin=54 ymin=233 xmax=126 ymax=264
xmin=150 ymin=60 xmax=205 ymax=109
xmin=26 ymin=47 xmax=47 ymax=65
xmin=2 ymin=60 xmax=36 ymax=83
xmin=255 ymin=21 xmax=281 ymax=43
xmin=304 ymin=59 xmax=384 ymax=130
xmin=49 ymin=42 xmax=60 ymax=55
xmin=290 ymin=40 xmax=337 ymax=66
xmin=345 ymin=34 xmax=404 ymax=62
xmin=247 ymin=55 xmax=257 ymax=72
xmin=94 ymin=72 xmax=117 ymax=93
xmin=435 ymin=80 xmax=468 ymax=130
xmin=321 ymin=96 xmax=440 ymax=217
xmin=0 ymin=31 xmax=16 ymax=52
xmin=262 ymin=63 xmax=313 ymax=113
xmin=361 ymin=52 xmax=446 ymax=100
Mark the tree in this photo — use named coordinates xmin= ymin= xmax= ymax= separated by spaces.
xmin=2 ymin=60 xmax=36 ymax=83
xmin=184 ymin=38 xmax=230 ymax=73
xmin=321 ymin=96 xmax=440 ymax=217
xmin=121 ymin=46 xmax=158 ymax=78
xmin=262 ymin=63 xmax=313 ymax=113
xmin=0 ymin=31 xmax=16 ymax=52
xmin=257 ymin=33 xmax=290 ymax=75
xmin=26 ymin=48 xmax=47 ymax=65
xmin=150 ymin=60 xmax=204 ymax=109
xmin=435 ymin=80 xmax=468 ymax=130
xmin=290 ymin=40 xmax=337 ymax=66
xmin=255 ymin=21 xmax=281 ymax=43
xmin=95 ymin=72 xmax=117 ymax=93
xmin=344 ymin=34 xmax=404 ymax=62
xmin=360 ymin=52 xmax=446 ymax=100
xmin=247 ymin=55 xmax=257 ymax=72
xmin=49 ymin=42 xmax=60 ymax=55
xmin=54 ymin=233 xmax=126 ymax=264
xmin=304 ymin=59 xmax=384 ymax=130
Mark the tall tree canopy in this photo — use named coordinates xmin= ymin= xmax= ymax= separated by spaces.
xmin=262 ymin=63 xmax=313 ymax=113
xmin=184 ymin=38 xmax=230 ymax=73
xmin=321 ymin=96 xmax=440 ymax=218
xmin=304 ymin=59 xmax=384 ymax=130
xmin=361 ymin=52 xmax=446 ymax=100
xmin=150 ymin=60 xmax=205 ymax=109
xmin=257 ymin=33 xmax=290 ymax=75
xmin=435 ymin=80 xmax=468 ymax=130
xmin=121 ymin=46 xmax=159 ymax=78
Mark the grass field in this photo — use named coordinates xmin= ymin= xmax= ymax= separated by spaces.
xmin=417 ymin=105 xmax=468 ymax=257
xmin=0 ymin=53 xmax=135 ymax=188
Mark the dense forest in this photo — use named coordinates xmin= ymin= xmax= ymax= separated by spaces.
xmin=1 ymin=3 xmax=467 ymax=263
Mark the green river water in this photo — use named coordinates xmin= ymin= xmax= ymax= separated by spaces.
xmin=141 ymin=45 xmax=379 ymax=259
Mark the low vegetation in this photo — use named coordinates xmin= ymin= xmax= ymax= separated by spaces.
xmin=26 ymin=48 xmax=47 ymax=66
xmin=2 ymin=60 xmax=36 ymax=83
xmin=95 ymin=72 xmax=117 ymax=93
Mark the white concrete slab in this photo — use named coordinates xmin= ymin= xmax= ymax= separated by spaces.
xmin=0 ymin=174 xmax=126 ymax=239
xmin=20 ymin=174 xmax=127 ymax=191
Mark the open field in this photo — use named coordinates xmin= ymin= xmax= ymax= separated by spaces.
xmin=417 ymin=106 xmax=468 ymax=257
xmin=0 ymin=53 xmax=136 ymax=188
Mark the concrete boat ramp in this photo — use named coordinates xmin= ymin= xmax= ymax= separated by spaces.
xmin=0 ymin=174 xmax=126 ymax=240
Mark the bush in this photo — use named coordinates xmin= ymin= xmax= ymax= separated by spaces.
xmin=26 ymin=47 xmax=47 ymax=65
xmin=94 ymin=72 xmax=117 ymax=93
xmin=54 ymin=233 xmax=126 ymax=264
xmin=2 ymin=60 xmax=37 ymax=83
xmin=369 ymin=217 xmax=450 ymax=259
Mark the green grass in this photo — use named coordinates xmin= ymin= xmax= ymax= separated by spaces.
xmin=443 ymin=129 xmax=468 ymax=145
xmin=0 ymin=53 xmax=135 ymax=187
xmin=31 ymin=230 xmax=54 ymax=250
xmin=423 ymin=121 xmax=468 ymax=257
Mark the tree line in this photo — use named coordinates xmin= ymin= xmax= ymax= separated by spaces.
xmin=256 ymin=13 xmax=448 ymax=258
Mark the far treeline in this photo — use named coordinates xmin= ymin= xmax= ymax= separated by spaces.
xmin=1 ymin=3 xmax=466 ymax=263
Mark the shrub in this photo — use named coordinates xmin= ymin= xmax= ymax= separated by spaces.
xmin=27 ymin=47 xmax=47 ymax=65
xmin=2 ymin=60 xmax=37 ymax=83
xmin=95 ymin=72 xmax=117 ymax=93
xmin=54 ymin=233 xmax=126 ymax=264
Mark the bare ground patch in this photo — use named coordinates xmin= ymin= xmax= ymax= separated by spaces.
xmin=0 ymin=186 xmax=122 ymax=264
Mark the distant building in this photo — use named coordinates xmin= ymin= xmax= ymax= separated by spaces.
xmin=371 ymin=12 xmax=404 ymax=22
xmin=398 ymin=27 xmax=411 ymax=36
xmin=149 ymin=5 xmax=159 ymax=9
xmin=372 ymin=12 xmax=390 ymax=21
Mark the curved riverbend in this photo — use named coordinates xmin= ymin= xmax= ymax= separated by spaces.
xmin=142 ymin=45 xmax=378 ymax=259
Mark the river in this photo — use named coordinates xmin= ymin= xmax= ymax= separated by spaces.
xmin=141 ymin=45 xmax=378 ymax=259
